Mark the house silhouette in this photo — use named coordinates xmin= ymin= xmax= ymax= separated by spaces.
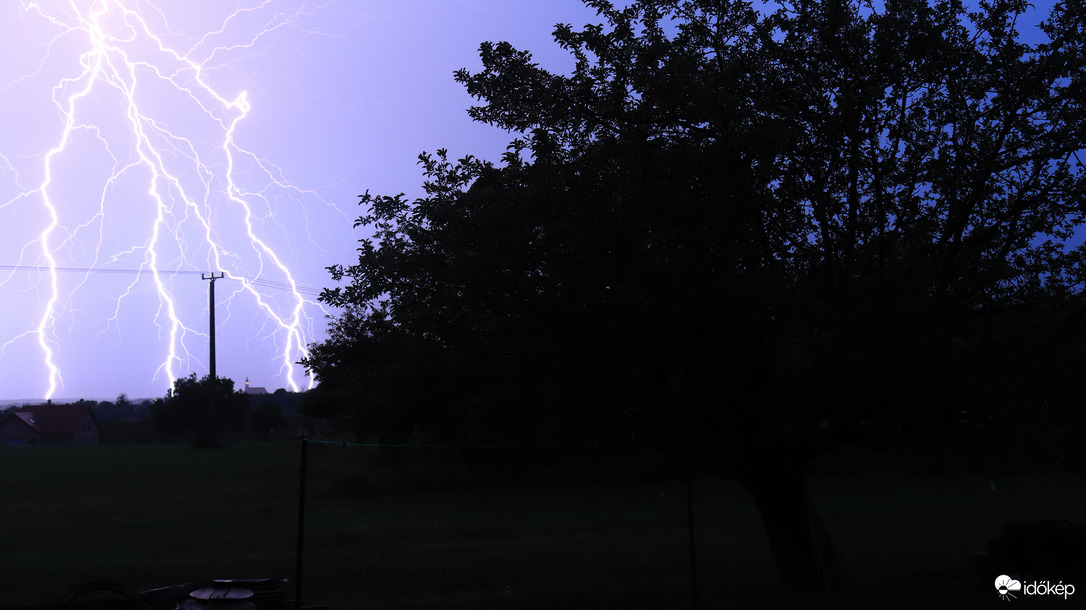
xmin=0 ymin=403 xmax=100 ymax=446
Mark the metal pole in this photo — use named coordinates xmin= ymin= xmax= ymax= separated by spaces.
xmin=201 ymin=272 xmax=223 ymax=445
xmin=295 ymin=438 xmax=308 ymax=609
xmin=201 ymin=272 xmax=224 ymax=378
xmin=687 ymin=473 xmax=699 ymax=610
xmin=683 ymin=426 xmax=699 ymax=610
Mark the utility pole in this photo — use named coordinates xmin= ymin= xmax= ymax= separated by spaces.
xmin=201 ymin=272 xmax=224 ymax=446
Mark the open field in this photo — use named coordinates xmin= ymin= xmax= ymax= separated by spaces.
xmin=0 ymin=443 xmax=1083 ymax=608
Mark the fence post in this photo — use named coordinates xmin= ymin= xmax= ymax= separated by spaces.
xmin=687 ymin=472 xmax=699 ymax=610
xmin=295 ymin=438 xmax=308 ymax=609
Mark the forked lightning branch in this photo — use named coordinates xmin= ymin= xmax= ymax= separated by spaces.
xmin=1 ymin=1 xmax=328 ymax=398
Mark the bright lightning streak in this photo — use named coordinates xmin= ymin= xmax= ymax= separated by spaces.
xmin=1 ymin=1 xmax=352 ymax=399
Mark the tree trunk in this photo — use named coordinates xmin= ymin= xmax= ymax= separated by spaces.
xmin=740 ymin=448 xmax=847 ymax=593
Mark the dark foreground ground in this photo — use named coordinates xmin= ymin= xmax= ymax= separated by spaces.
xmin=0 ymin=443 xmax=1081 ymax=608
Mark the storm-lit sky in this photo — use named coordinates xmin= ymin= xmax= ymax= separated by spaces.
xmin=0 ymin=1 xmax=1065 ymax=403
xmin=0 ymin=0 xmax=604 ymax=402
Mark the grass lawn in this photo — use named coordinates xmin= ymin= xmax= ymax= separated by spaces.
xmin=0 ymin=443 xmax=1082 ymax=608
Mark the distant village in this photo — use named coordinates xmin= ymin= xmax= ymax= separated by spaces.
xmin=0 ymin=380 xmax=313 ymax=446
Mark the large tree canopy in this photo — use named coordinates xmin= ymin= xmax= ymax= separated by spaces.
xmin=304 ymin=0 xmax=1085 ymax=591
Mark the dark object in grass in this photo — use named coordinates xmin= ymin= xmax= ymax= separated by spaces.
xmin=140 ymin=578 xmax=296 ymax=609
xmin=0 ymin=582 xmax=139 ymax=610
xmin=0 ymin=578 xmax=328 ymax=610
xmin=973 ymin=520 xmax=1086 ymax=582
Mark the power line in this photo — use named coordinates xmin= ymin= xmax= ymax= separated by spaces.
xmin=0 ymin=264 xmax=325 ymax=297
xmin=0 ymin=264 xmax=201 ymax=276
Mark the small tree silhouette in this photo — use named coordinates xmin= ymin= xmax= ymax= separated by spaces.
xmin=251 ymin=399 xmax=286 ymax=440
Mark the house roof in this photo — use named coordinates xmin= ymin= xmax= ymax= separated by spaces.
xmin=14 ymin=412 xmax=42 ymax=434
xmin=8 ymin=403 xmax=97 ymax=436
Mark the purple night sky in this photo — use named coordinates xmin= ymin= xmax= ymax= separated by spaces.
xmin=0 ymin=0 xmax=603 ymax=402
xmin=0 ymin=1 xmax=1064 ymax=402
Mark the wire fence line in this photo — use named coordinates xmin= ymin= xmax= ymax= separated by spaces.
xmin=237 ymin=437 xmax=729 ymax=610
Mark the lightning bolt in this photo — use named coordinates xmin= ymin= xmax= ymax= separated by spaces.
xmin=1 ymin=0 xmax=350 ymax=399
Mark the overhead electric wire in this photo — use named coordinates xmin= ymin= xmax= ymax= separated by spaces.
xmin=0 ymin=264 xmax=325 ymax=297
xmin=0 ymin=264 xmax=201 ymax=276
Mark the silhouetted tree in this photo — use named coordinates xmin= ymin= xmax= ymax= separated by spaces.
xmin=251 ymin=399 xmax=286 ymax=440
xmin=304 ymin=0 xmax=1086 ymax=592
xmin=151 ymin=374 xmax=248 ymax=447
